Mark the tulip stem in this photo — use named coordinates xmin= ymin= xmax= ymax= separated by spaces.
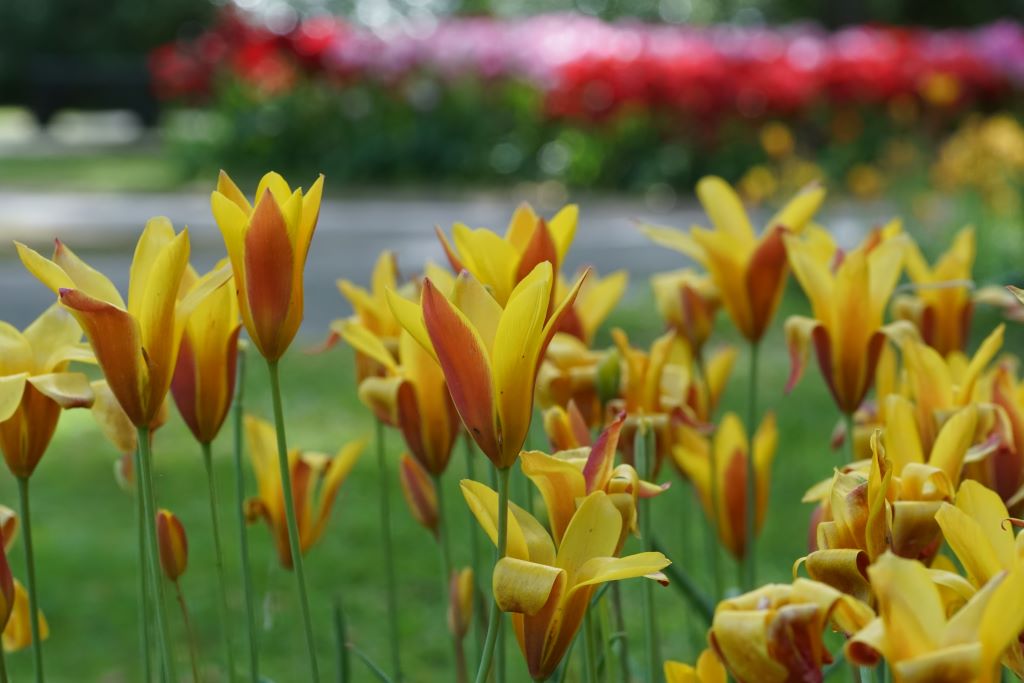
xmin=136 ymin=428 xmax=179 ymax=683
xmin=333 ymin=597 xmax=351 ymax=683
xmin=174 ymin=581 xmax=202 ymax=683
xmin=201 ymin=441 xmax=236 ymax=682
xmin=433 ymin=473 xmax=466 ymax=683
xmin=266 ymin=359 xmax=321 ymax=683
xmin=637 ymin=423 xmax=661 ymax=683
xmin=0 ymin=643 xmax=7 ymax=683
xmin=843 ymin=412 xmax=856 ymax=464
xmin=489 ymin=466 xmax=507 ymax=683
xmin=16 ymin=477 xmax=44 ymax=683
xmin=232 ymin=347 xmax=260 ymax=683
xmin=610 ymin=583 xmax=630 ymax=682
xmin=373 ymin=419 xmax=404 ymax=683
xmin=474 ymin=466 xmax=511 ymax=683
xmin=135 ymin=457 xmax=154 ymax=683
xmin=582 ymin=610 xmax=598 ymax=683
xmin=743 ymin=341 xmax=761 ymax=590
xmin=463 ymin=435 xmax=485 ymax=665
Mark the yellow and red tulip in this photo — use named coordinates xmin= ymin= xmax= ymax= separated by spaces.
xmin=244 ymin=416 xmax=363 ymax=568
xmin=16 ymin=220 xmax=229 ymax=428
xmin=651 ymin=269 xmax=721 ymax=356
xmin=554 ymin=268 xmax=628 ymax=345
xmin=461 ymin=481 xmax=670 ymax=680
xmin=388 ymin=262 xmax=585 ymax=470
xmin=846 ymin=551 xmax=1024 ymax=683
xmin=709 ymin=578 xmax=873 ymax=683
xmin=397 ymin=453 xmax=439 ymax=538
xmin=664 ymin=649 xmax=727 ymax=683
xmin=210 ymin=170 xmax=324 ymax=361
xmin=156 ymin=509 xmax=188 ymax=582
xmin=0 ymin=304 xmax=94 ymax=478
xmin=542 ymin=402 xmax=593 ymax=452
xmin=672 ymin=411 xmax=777 ymax=560
xmin=536 ymin=334 xmax=605 ymax=430
xmin=642 ymin=177 xmax=825 ymax=342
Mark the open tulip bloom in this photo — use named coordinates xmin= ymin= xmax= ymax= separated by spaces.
xmin=462 ymin=481 xmax=670 ymax=681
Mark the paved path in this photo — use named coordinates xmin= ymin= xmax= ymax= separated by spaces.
xmin=0 ymin=189 xmax=887 ymax=334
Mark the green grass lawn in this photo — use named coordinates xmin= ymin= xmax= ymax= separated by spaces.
xmin=0 ymin=283 xmax=930 ymax=683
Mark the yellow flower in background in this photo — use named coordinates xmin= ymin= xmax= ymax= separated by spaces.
xmin=244 ymin=416 xmax=364 ymax=568
xmin=0 ymin=511 xmax=47 ymax=653
xmin=89 ymin=380 xmax=168 ymax=462
xmin=893 ymin=226 xmax=976 ymax=357
xmin=650 ymin=269 xmax=721 ymax=356
xmin=211 ymin=170 xmax=324 ymax=361
xmin=521 ymin=413 xmax=667 ymax=550
xmin=847 ymin=552 xmax=1024 ymax=683
xmin=170 ymin=263 xmax=241 ymax=445
xmin=447 ymin=567 xmax=474 ymax=641
xmin=0 ymin=305 xmax=94 ymax=478
xmin=462 ymin=481 xmax=670 ymax=681
xmin=397 ymin=453 xmax=439 ymax=538
xmin=553 ymin=268 xmax=628 ymax=345
xmin=664 ymin=649 xmax=726 ymax=683
xmin=710 ymin=578 xmax=873 ymax=683
xmin=388 ymin=262 xmax=586 ymax=470
xmin=642 ymin=176 xmax=826 ymax=342
xmin=536 ymin=334 xmax=605 ymax=431
xmin=156 ymin=509 xmax=189 ymax=582
xmin=17 ymin=220 xmax=229 ymax=428
xmin=673 ymin=412 xmax=777 ymax=560
xmin=435 ymin=202 xmax=577 ymax=306
xmin=784 ymin=225 xmax=905 ymax=414
xmin=542 ymin=402 xmax=593 ymax=452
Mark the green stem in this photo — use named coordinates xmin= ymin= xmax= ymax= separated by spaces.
xmin=598 ymin=595 xmax=615 ymax=681
xmin=136 ymin=427 xmax=179 ymax=682
xmin=266 ymin=359 xmax=320 ymax=682
xmin=174 ymin=581 xmax=202 ymax=683
xmin=610 ymin=584 xmax=630 ymax=683
xmin=349 ymin=646 xmax=394 ymax=683
xmin=637 ymin=424 xmax=660 ymax=683
xmin=473 ymin=466 xmax=511 ymax=683
xmin=374 ymin=419 xmax=403 ymax=683
xmin=463 ymin=435 xmax=485 ymax=665
xmin=0 ymin=644 xmax=7 ymax=683
xmin=843 ymin=412 xmax=856 ymax=465
xmin=16 ymin=477 xmax=44 ymax=683
xmin=201 ymin=441 xmax=236 ymax=682
xmin=334 ymin=598 xmax=351 ymax=683
xmin=743 ymin=341 xmax=761 ymax=590
xmin=232 ymin=347 xmax=260 ymax=683
xmin=582 ymin=610 xmax=598 ymax=683
xmin=135 ymin=456 xmax=154 ymax=683
xmin=433 ymin=473 xmax=466 ymax=683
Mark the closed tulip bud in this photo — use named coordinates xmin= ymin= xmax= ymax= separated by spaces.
xmin=447 ymin=567 xmax=474 ymax=639
xmin=595 ymin=347 xmax=621 ymax=409
xmin=398 ymin=454 xmax=438 ymax=537
xmin=156 ymin=509 xmax=188 ymax=582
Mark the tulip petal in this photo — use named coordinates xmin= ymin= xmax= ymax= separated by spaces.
xmin=766 ymin=182 xmax=825 ymax=234
xmin=26 ymin=372 xmax=93 ymax=409
xmin=52 ymin=240 xmax=126 ymax=308
xmin=335 ymin=320 xmax=398 ymax=372
xmin=492 ymin=556 xmax=564 ymax=615
xmin=386 ymin=286 xmax=436 ymax=362
xmin=745 ymin=226 xmax=789 ymax=340
xmin=460 ymin=479 xmax=556 ymax=566
xmin=244 ymin=193 xmax=295 ymax=359
xmin=0 ymin=374 xmax=28 ymax=423
xmin=520 ymin=450 xmax=586 ymax=545
xmin=398 ymin=453 xmax=438 ymax=536
xmin=15 ymin=242 xmax=75 ymax=297
xmin=556 ymin=491 xmax=622 ymax=586
xmin=515 ymin=218 xmax=559 ymax=285
xmin=450 ymin=272 xmax=502 ymax=352
xmin=572 ymin=552 xmax=672 ymax=592
xmin=310 ymin=438 xmax=364 ymax=542
xmin=128 ymin=217 xmax=178 ymax=319
xmin=639 ymin=223 xmax=707 ymax=264
xmin=696 ymin=176 xmax=756 ymax=243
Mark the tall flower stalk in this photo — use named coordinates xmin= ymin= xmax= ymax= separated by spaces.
xmin=232 ymin=346 xmax=260 ymax=682
xmin=374 ymin=419 xmax=403 ymax=682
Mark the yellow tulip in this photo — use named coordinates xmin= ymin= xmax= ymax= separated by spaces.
xmin=642 ymin=177 xmax=825 ymax=342
xmin=521 ymin=413 xmax=667 ymax=549
xmin=387 ymin=262 xmax=585 ymax=470
xmin=893 ymin=226 xmax=975 ymax=356
xmin=2 ymin=580 xmax=48 ymax=653
xmin=0 ymin=305 xmax=94 ymax=478
xmin=672 ymin=411 xmax=777 ymax=560
xmin=156 ymin=509 xmax=189 ymax=582
xmin=710 ymin=578 xmax=873 ymax=683
xmin=16 ymin=220 xmax=229 ymax=427
xmin=462 ymin=481 xmax=670 ymax=680
xmin=664 ymin=649 xmax=727 ymax=683
xmin=651 ymin=269 xmax=721 ymax=356
xmin=536 ymin=333 xmax=605 ymax=430
xmin=784 ymin=227 xmax=905 ymax=414
xmin=985 ymin=362 xmax=1024 ymax=502
xmin=210 ymin=170 xmax=324 ymax=361
xmin=436 ymin=202 xmax=577 ymax=306
xmin=847 ymin=552 xmax=1024 ymax=683
xmin=542 ymin=402 xmax=592 ymax=452
xmin=244 ymin=416 xmax=364 ymax=568
xmin=554 ymin=268 xmax=628 ymax=345
xmin=340 ymin=324 xmax=460 ymax=475
xmin=170 ymin=264 xmax=241 ymax=445
xmin=0 ymin=513 xmax=47 ymax=653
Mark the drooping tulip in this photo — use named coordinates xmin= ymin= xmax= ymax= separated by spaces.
xmin=462 ymin=481 xmax=670 ymax=680
xmin=16 ymin=219 xmax=230 ymax=427
xmin=244 ymin=416 xmax=363 ymax=568
xmin=388 ymin=262 xmax=585 ymax=470
xmin=210 ymin=170 xmax=324 ymax=361
xmin=642 ymin=177 xmax=825 ymax=342
xmin=0 ymin=304 xmax=94 ymax=478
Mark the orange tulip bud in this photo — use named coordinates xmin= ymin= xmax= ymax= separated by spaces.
xmin=447 ymin=567 xmax=474 ymax=639
xmin=398 ymin=454 xmax=438 ymax=537
xmin=156 ymin=509 xmax=188 ymax=582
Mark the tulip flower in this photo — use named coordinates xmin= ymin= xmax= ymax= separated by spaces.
xmin=642 ymin=177 xmax=825 ymax=342
xmin=893 ymin=226 xmax=976 ymax=356
xmin=542 ymin=402 xmax=592 ymax=452
xmin=672 ymin=411 xmax=777 ymax=560
xmin=846 ymin=552 xmax=1024 ymax=683
xmin=664 ymin=649 xmax=726 ymax=683
xmin=536 ymin=335 xmax=605 ymax=430
xmin=210 ymin=170 xmax=324 ymax=361
xmin=2 ymin=581 xmax=48 ymax=653
xmin=435 ymin=202 xmax=577 ymax=306
xmin=984 ymin=362 xmax=1024 ymax=503
xmin=461 ymin=481 xmax=670 ymax=681
xmin=554 ymin=268 xmax=628 ymax=345
xmin=244 ymin=415 xmax=364 ymax=568
xmin=0 ymin=304 xmax=94 ymax=478
xmin=784 ymin=227 xmax=905 ymax=415
xmin=398 ymin=453 xmax=439 ymax=537
xmin=388 ymin=262 xmax=585 ymax=470
xmin=651 ymin=269 xmax=721 ymax=357
xmin=156 ymin=509 xmax=188 ymax=582
xmin=710 ymin=578 xmax=874 ymax=683
xmin=170 ymin=263 xmax=241 ymax=445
